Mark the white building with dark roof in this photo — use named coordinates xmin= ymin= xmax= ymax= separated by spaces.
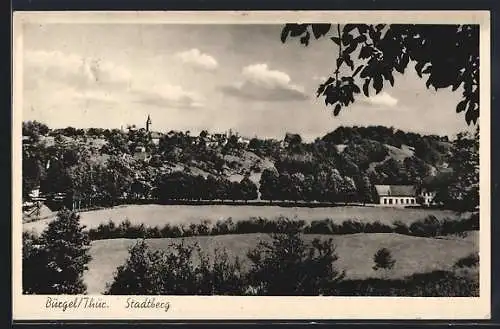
xmin=374 ymin=184 xmax=435 ymax=207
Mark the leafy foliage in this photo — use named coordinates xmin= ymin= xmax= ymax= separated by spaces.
xmin=246 ymin=230 xmax=345 ymax=295
xmin=373 ymin=248 xmax=396 ymax=271
xmin=105 ymin=240 xmax=245 ymax=295
xmin=23 ymin=209 xmax=92 ymax=294
xmin=281 ymin=24 xmax=479 ymax=125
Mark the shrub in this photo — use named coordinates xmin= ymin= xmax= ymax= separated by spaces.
xmin=246 ymin=230 xmax=345 ymax=295
xmin=373 ymin=248 xmax=396 ymax=271
xmin=23 ymin=209 xmax=92 ymax=294
xmin=197 ymin=248 xmax=246 ymax=295
xmin=105 ymin=239 xmax=165 ymax=295
xmin=339 ymin=220 xmax=366 ymax=234
xmin=336 ymin=270 xmax=479 ymax=297
xmin=105 ymin=239 xmax=246 ymax=295
xmin=454 ymin=253 xmax=479 ymax=268
xmin=409 ymin=215 xmax=441 ymax=237
xmin=392 ymin=220 xmax=410 ymax=235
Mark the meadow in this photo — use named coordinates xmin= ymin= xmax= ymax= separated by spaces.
xmin=84 ymin=231 xmax=478 ymax=294
xmin=23 ymin=204 xmax=466 ymax=234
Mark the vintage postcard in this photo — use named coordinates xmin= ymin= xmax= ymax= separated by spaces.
xmin=12 ymin=10 xmax=491 ymax=320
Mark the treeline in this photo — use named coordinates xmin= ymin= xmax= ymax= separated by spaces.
xmin=322 ymin=125 xmax=450 ymax=165
xmin=154 ymin=171 xmax=257 ymax=202
xmin=87 ymin=214 xmax=479 ymax=240
xmin=259 ymin=167 xmax=370 ymax=203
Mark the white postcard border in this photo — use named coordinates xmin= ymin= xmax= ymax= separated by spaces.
xmin=12 ymin=10 xmax=492 ymax=320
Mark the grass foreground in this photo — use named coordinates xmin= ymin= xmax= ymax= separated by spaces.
xmin=84 ymin=231 xmax=478 ymax=295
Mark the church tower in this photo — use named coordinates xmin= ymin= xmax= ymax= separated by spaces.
xmin=146 ymin=114 xmax=152 ymax=132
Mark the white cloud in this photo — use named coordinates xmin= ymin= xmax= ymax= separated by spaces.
xmin=174 ymin=48 xmax=218 ymax=71
xmin=220 ymin=63 xmax=308 ymax=102
xmin=361 ymin=92 xmax=399 ymax=107
xmin=24 ymin=50 xmax=203 ymax=110
xmin=24 ymin=50 xmax=132 ymax=90
xmin=132 ymin=84 xmax=204 ymax=109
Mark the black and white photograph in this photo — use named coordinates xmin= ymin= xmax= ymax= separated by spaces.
xmin=13 ymin=11 xmax=491 ymax=320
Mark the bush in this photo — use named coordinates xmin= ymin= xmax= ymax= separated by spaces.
xmin=392 ymin=220 xmax=410 ymax=235
xmin=86 ymin=213 xmax=480 ymax=240
xmin=105 ymin=240 xmax=165 ymax=295
xmin=373 ymin=248 xmax=396 ymax=271
xmin=105 ymin=239 xmax=246 ymax=295
xmin=23 ymin=209 xmax=92 ymax=294
xmin=246 ymin=230 xmax=345 ymax=295
xmin=454 ymin=253 xmax=479 ymax=268
xmin=336 ymin=270 xmax=479 ymax=296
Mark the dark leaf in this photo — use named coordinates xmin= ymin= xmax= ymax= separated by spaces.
xmin=344 ymin=43 xmax=358 ymax=55
xmin=415 ymin=61 xmax=425 ymax=78
xmin=317 ymin=77 xmax=336 ymax=96
xmin=374 ymin=75 xmax=383 ymax=93
xmin=352 ymin=65 xmax=364 ymax=77
xmin=376 ymin=24 xmax=385 ymax=31
xmin=359 ymin=46 xmax=372 ymax=59
xmin=336 ymin=57 xmax=343 ymax=68
xmin=333 ymin=104 xmax=342 ymax=116
xmin=352 ymin=84 xmax=361 ymax=94
xmin=363 ymin=79 xmax=371 ymax=97
xmin=425 ymin=78 xmax=432 ymax=89
xmin=354 ymin=34 xmax=367 ymax=43
xmin=383 ymin=71 xmax=395 ymax=86
xmin=395 ymin=52 xmax=409 ymax=73
xmin=312 ymin=24 xmax=331 ymax=39
xmin=330 ymin=37 xmax=341 ymax=45
xmin=344 ymin=24 xmax=357 ymax=33
xmin=456 ymin=99 xmax=468 ymax=113
xmin=280 ymin=26 xmax=291 ymax=43
xmin=289 ymin=24 xmax=308 ymax=37
xmin=300 ymin=31 xmax=311 ymax=46
xmin=360 ymin=66 xmax=371 ymax=79
xmin=452 ymin=75 xmax=463 ymax=91
xmin=422 ymin=64 xmax=432 ymax=74
xmin=344 ymin=55 xmax=354 ymax=70
xmin=465 ymin=102 xmax=478 ymax=125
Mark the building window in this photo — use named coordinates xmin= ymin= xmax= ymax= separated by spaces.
xmin=389 ymin=199 xmax=393 ymax=205
xmin=394 ymin=199 xmax=398 ymax=204
xmin=411 ymin=199 xmax=415 ymax=204
xmin=383 ymin=198 xmax=387 ymax=205
xmin=400 ymin=198 xmax=404 ymax=204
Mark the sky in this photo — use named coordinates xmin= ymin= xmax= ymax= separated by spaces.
xmin=21 ymin=23 xmax=474 ymax=141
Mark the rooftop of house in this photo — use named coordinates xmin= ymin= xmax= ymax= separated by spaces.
xmin=374 ymin=185 xmax=417 ymax=197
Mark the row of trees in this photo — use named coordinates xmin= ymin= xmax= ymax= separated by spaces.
xmin=155 ymin=172 xmax=258 ymax=202
xmin=259 ymin=168 xmax=367 ymax=203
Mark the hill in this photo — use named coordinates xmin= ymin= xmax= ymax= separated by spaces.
xmin=22 ymin=123 xmax=455 ymax=209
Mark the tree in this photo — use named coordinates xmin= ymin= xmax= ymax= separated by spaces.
xmin=247 ymin=230 xmax=345 ymax=295
xmin=259 ymin=168 xmax=279 ymax=203
xmin=281 ymin=24 xmax=479 ymax=125
xmin=373 ymin=247 xmax=396 ymax=271
xmin=240 ymin=176 xmax=258 ymax=202
xmin=23 ymin=120 xmax=50 ymax=141
xmin=23 ymin=209 xmax=92 ymax=294
xmin=105 ymin=240 xmax=164 ymax=295
xmin=435 ymin=128 xmax=479 ymax=211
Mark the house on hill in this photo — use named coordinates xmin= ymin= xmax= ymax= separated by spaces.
xmin=374 ymin=185 xmax=435 ymax=207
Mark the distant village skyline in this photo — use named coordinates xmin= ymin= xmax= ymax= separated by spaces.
xmin=22 ymin=23 xmax=476 ymax=142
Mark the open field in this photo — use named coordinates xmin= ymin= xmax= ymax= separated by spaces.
xmin=84 ymin=231 xmax=478 ymax=294
xmin=23 ymin=204 xmax=466 ymax=234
